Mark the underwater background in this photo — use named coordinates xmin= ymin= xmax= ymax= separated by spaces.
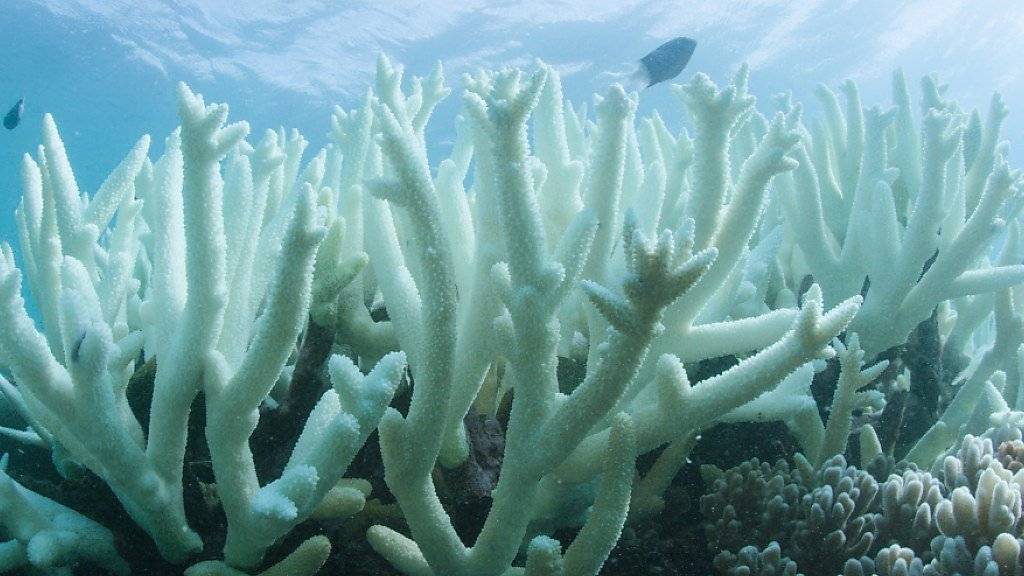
xmin=3 ymin=2 xmax=1024 ymax=575
xmin=3 ymin=0 xmax=1024 ymax=241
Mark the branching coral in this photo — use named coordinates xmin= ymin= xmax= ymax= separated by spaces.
xmin=356 ymin=57 xmax=864 ymax=576
xmin=0 ymin=82 xmax=404 ymax=574
xmin=0 ymin=454 xmax=128 ymax=575
xmin=776 ymin=73 xmax=1024 ymax=359
xmin=0 ymin=51 xmax=1021 ymax=576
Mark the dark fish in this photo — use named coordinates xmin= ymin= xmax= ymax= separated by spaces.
xmin=637 ymin=37 xmax=696 ymax=88
xmin=4 ymin=97 xmax=24 ymax=130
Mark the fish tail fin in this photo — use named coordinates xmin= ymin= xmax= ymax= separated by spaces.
xmin=627 ymin=67 xmax=651 ymax=92
xmin=602 ymin=65 xmax=649 ymax=91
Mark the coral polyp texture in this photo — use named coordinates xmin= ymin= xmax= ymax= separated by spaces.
xmin=0 ymin=54 xmax=1022 ymax=576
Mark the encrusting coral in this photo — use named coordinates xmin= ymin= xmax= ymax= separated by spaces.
xmin=0 ymin=52 xmax=1021 ymax=576
xmin=704 ymin=420 xmax=1024 ymax=576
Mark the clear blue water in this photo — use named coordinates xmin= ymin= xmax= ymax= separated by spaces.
xmin=2 ymin=0 xmax=1021 ymax=247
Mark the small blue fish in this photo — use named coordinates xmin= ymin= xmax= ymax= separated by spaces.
xmin=603 ymin=37 xmax=697 ymax=91
xmin=4 ymin=97 xmax=24 ymax=130
xmin=638 ymin=37 xmax=697 ymax=87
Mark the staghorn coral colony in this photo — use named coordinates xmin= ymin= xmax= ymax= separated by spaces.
xmin=0 ymin=54 xmax=1023 ymax=576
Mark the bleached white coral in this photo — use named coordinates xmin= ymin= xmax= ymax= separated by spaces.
xmin=0 ymin=50 xmax=1022 ymax=576
xmin=0 ymin=80 xmax=403 ymax=574
xmin=0 ymin=454 xmax=128 ymax=575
